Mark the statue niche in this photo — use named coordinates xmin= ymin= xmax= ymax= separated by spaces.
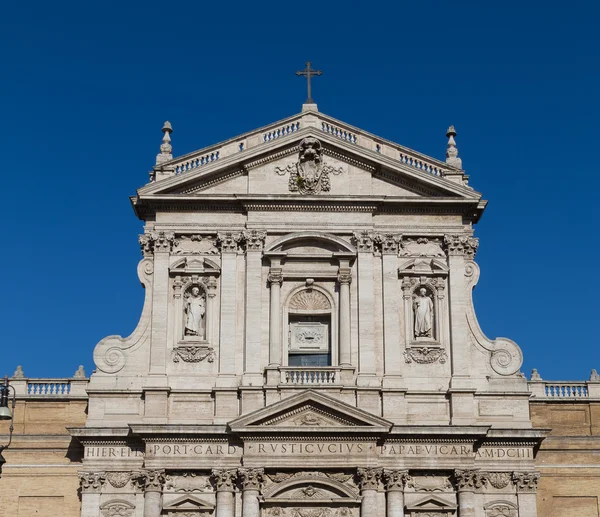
xmin=413 ymin=286 xmax=434 ymax=340
xmin=183 ymin=285 xmax=206 ymax=340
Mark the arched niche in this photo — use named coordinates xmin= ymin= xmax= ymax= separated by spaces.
xmin=265 ymin=231 xmax=356 ymax=259
xmin=283 ymin=285 xmax=337 ymax=367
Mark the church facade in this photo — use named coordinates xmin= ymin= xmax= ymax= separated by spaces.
xmin=3 ymin=101 xmax=599 ymax=517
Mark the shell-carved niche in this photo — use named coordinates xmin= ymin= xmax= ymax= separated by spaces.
xmin=289 ymin=290 xmax=331 ymax=312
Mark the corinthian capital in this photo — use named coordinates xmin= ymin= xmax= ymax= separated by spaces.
xmin=137 ymin=469 xmax=165 ymax=492
xmin=238 ymin=468 xmax=264 ymax=490
xmin=139 ymin=231 xmax=177 ymax=255
xmin=79 ymin=471 xmax=106 ymax=493
xmin=212 ymin=468 xmax=238 ymax=492
xmin=243 ymin=229 xmax=267 ymax=252
xmin=444 ymin=234 xmax=479 ymax=259
xmin=352 ymin=231 xmax=375 ymax=252
xmin=454 ymin=469 xmax=487 ymax=492
xmin=217 ymin=231 xmax=243 ymax=253
xmin=375 ymin=233 xmax=402 ymax=254
xmin=512 ymin=471 xmax=540 ymax=493
xmin=356 ymin=467 xmax=382 ymax=490
xmin=383 ymin=469 xmax=410 ymax=491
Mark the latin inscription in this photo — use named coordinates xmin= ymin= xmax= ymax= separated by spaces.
xmin=85 ymin=446 xmax=144 ymax=459
xmin=147 ymin=443 xmax=241 ymax=457
xmin=380 ymin=444 xmax=472 ymax=457
xmin=246 ymin=442 xmax=371 ymax=455
xmin=476 ymin=447 xmax=533 ymax=460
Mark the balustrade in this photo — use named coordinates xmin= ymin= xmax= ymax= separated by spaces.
xmin=281 ymin=367 xmax=340 ymax=385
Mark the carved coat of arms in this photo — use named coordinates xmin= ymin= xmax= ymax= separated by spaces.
xmin=275 ymin=137 xmax=344 ymax=194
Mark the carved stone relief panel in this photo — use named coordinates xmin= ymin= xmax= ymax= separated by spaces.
xmin=100 ymin=499 xmax=136 ymax=517
xmin=164 ymin=473 xmax=212 ymax=493
xmin=173 ymin=235 xmax=219 ymax=255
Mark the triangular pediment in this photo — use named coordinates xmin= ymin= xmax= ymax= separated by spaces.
xmin=163 ymin=495 xmax=214 ymax=511
xmin=406 ymin=495 xmax=458 ymax=511
xmin=229 ymin=390 xmax=392 ymax=434
xmin=134 ymin=109 xmax=484 ymax=220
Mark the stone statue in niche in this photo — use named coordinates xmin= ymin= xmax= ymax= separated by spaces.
xmin=184 ymin=286 xmax=206 ymax=339
xmin=413 ymin=287 xmax=434 ymax=339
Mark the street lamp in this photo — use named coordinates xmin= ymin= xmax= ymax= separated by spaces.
xmin=0 ymin=376 xmax=16 ymax=479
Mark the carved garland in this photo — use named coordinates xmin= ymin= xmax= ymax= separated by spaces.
xmin=404 ymin=347 xmax=448 ymax=364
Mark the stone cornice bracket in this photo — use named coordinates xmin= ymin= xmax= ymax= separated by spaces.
xmin=139 ymin=231 xmax=177 ymax=256
xmin=216 ymin=231 xmax=243 ymax=253
xmin=444 ymin=234 xmax=479 ymax=260
xmin=382 ymin=469 xmax=410 ymax=491
xmin=79 ymin=471 xmax=106 ymax=493
xmin=137 ymin=469 xmax=166 ymax=493
xmin=212 ymin=468 xmax=238 ymax=492
xmin=268 ymin=268 xmax=284 ymax=286
xmin=512 ymin=471 xmax=540 ymax=493
xmin=337 ymin=267 xmax=352 ymax=285
xmin=374 ymin=233 xmax=402 ymax=254
xmin=238 ymin=468 xmax=264 ymax=491
xmin=356 ymin=467 xmax=382 ymax=491
xmin=453 ymin=469 xmax=487 ymax=492
xmin=352 ymin=231 xmax=375 ymax=253
xmin=243 ymin=229 xmax=267 ymax=252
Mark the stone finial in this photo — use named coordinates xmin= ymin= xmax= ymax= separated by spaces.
xmin=590 ymin=369 xmax=600 ymax=381
xmin=73 ymin=365 xmax=86 ymax=379
xmin=13 ymin=365 xmax=25 ymax=378
xmin=445 ymin=125 xmax=462 ymax=169
xmin=156 ymin=121 xmax=173 ymax=165
xmin=530 ymin=368 xmax=542 ymax=381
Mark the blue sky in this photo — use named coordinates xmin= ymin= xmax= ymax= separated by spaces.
xmin=1 ymin=1 xmax=598 ymax=380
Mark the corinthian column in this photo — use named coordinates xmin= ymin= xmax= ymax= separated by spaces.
xmin=337 ymin=265 xmax=352 ymax=365
xmin=213 ymin=469 xmax=238 ymax=517
xmin=383 ymin=469 xmax=409 ymax=517
xmin=454 ymin=470 xmax=485 ymax=517
xmin=239 ymin=468 xmax=263 ymax=517
xmin=79 ymin=471 xmax=105 ymax=517
xmin=140 ymin=469 xmax=165 ymax=517
xmin=513 ymin=471 xmax=540 ymax=517
xmin=357 ymin=468 xmax=382 ymax=517
xmin=267 ymin=269 xmax=283 ymax=366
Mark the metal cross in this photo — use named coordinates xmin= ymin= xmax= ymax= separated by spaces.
xmin=296 ymin=61 xmax=322 ymax=104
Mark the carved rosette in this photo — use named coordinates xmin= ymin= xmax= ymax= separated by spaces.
xmin=404 ymin=347 xmax=448 ymax=364
xmin=243 ymin=229 xmax=267 ymax=252
xmin=238 ymin=468 xmax=264 ymax=491
xmin=139 ymin=231 xmax=177 ymax=256
xmin=375 ymin=233 xmax=402 ymax=255
xmin=79 ymin=471 xmax=106 ymax=493
xmin=217 ymin=231 xmax=243 ymax=253
xmin=211 ymin=469 xmax=238 ymax=492
xmin=356 ymin=467 xmax=382 ymax=491
xmin=453 ymin=470 xmax=487 ymax=492
xmin=382 ymin=469 xmax=410 ymax=491
xmin=444 ymin=234 xmax=479 ymax=260
xmin=268 ymin=268 xmax=283 ymax=286
xmin=352 ymin=231 xmax=375 ymax=253
xmin=105 ymin=471 xmax=134 ymax=489
xmin=512 ymin=471 xmax=540 ymax=493
xmin=138 ymin=469 xmax=166 ymax=493
xmin=485 ymin=472 xmax=512 ymax=490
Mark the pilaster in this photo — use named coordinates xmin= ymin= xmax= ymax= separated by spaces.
xmin=357 ymin=468 xmax=382 ymax=517
xmin=79 ymin=471 xmax=105 ymax=517
xmin=216 ymin=231 xmax=242 ymax=387
xmin=242 ymin=230 xmax=267 ymax=386
xmin=453 ymin=469 xmax=485 ymax=517
xmin=513 ymin=471 xmax=540 ymax=517
xmin=383 ymin=469 xmax=409 ymax=517
xmin=353 ymin=231 xmax=377 ymax=386
xmin=239 ymin=468 xmax=263 ymax=517
xmin=140 ymin=469 xmax=165 ymax=517
xmin=212 ymin=469 xmax=238 ymax=517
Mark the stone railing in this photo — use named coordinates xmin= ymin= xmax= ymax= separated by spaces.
xmin=529 ymin=380 xmax=600 ymax=399
xmin=8 ymin=376 xmax=89 ymax=398
xmin=278 ymin=366 xmax=355 ymax=386
xmin=154 ymin=109 xmax=454 ymax=180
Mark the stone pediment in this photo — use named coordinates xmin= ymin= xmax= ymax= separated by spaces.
xmin=405 ymin=494 xmax=458 ymax=512
xmin=134 ymin=109 xmax=484 ymax=220
xmin=163 ymin=495 xmax=214 ymax=512
xmin=229 ymin=390 xmax=392 ymax=434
